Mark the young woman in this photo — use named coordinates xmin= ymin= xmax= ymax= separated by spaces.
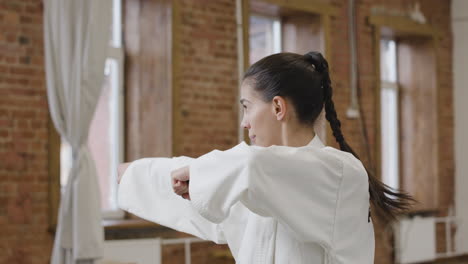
xmin=117 ymin=52 xmax=414 ymax=263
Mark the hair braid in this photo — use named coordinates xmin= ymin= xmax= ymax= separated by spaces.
xmin=304 ymin=51 xmax=416 ymax=222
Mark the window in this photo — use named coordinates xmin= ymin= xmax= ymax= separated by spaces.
xmin=60 ymin=0 xmax=124 ymax=219
xmin=378 ymin=35 xmax=438 ymax=210
xmin=249 ymin=14 xmax=282 ymax=65
xmin=380 ymin=39 xmax=399 ymax=191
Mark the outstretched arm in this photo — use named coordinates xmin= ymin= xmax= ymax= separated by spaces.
xmin=117 ymin=156 xmax=226 ymax=243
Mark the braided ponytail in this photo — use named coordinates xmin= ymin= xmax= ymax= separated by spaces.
xmin=304 ymin=51 xmax=415 ymax=222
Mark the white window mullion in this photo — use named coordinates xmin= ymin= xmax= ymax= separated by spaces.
xmin=102 ymin=0 xmax=125 ymax=218
xmin=380 ymin=39 xmax=400 ymax=192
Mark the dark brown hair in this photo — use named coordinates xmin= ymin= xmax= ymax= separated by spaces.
xmin=243 ymin=51 xmax=415 ymax=221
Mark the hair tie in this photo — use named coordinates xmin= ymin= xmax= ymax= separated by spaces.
xmin=303 ymin=51 xmax=328 ymax=73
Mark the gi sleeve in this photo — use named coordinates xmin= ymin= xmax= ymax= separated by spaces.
xmin=189 ymin=142 xmax=345 ymax=245
xmin=117 ymin=156 xmax=226 ymax=244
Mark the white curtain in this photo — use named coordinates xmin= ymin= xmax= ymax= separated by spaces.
xmin=44 ymin=0 xmax=112 ymax=263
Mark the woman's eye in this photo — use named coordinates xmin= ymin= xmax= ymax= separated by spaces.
xmin=242 ymin=105 xmax=247 ymax=109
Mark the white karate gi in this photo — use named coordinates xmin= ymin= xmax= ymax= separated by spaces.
xmin=118 ymin=135 xmax=375 ymax=263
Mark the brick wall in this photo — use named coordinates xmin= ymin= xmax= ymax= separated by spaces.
xmin=174 ymin=0 xmax=239 ymax=157
xmin=0 ymin=0 xmax=52 ymax=264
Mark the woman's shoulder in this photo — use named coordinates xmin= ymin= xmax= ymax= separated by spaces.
xmin=218 ymin=141 xmax=366 ymax=176
xmin=325 ymin=146 xmax=366 ymax=172
xmin=321 ymin=146 xmax=368 ymax=185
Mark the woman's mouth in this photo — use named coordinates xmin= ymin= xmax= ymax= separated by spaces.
xmin=250 ymin=135 xmax=256 ymax=142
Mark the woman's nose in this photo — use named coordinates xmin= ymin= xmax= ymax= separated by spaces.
xmin=240 ymin=119 xmax=250 ymax=129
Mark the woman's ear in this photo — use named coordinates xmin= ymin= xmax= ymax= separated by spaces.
xmin=272 ymin=96 xmax=287 ymax=121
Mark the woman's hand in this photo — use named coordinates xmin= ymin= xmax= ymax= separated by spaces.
xmin=117 ymin=163 xmax=132 ymax=184
xmin=171 ymin=165 xmax=191 ymax=200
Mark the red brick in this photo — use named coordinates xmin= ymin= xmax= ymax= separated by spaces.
xmin=3 ymin=12 xmax=19 ymax=25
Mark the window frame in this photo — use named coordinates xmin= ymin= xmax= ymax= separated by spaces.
xmin=370 ymin=15 xmax=441 ymax=212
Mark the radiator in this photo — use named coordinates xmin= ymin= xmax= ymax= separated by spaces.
xmin=98 ymin=238 xmax=162 ymax=264
xmin=394 ymin=216 xmax=436 ymax=264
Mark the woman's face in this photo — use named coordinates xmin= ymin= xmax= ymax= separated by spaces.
xmin=239 ymin=81 xmax=282 ymax=147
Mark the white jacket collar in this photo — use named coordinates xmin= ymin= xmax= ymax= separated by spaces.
xmin=307 ymin=134 xmax=325 ymax=148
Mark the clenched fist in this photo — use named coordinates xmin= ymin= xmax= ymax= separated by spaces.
xmin=171 ymin=165 xmax=191 ymax=200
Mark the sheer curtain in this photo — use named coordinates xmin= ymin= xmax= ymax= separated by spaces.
xmin=44 ymin=0 xmax=112 ymax=263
